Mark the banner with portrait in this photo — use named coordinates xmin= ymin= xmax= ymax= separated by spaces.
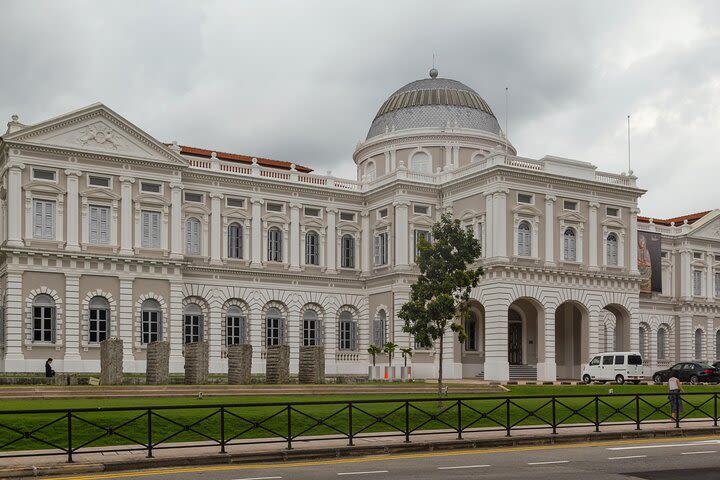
xmin=638 ymin=231 xmax=662 ymax=293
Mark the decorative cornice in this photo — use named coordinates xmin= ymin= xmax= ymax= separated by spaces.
xmin=64 ymin=169 xmax=83 ymax=177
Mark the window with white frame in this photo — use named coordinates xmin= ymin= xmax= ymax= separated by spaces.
xmin=265 ymin=307 xmax=284 ymax=346
xmin=140 ymin=182 xmax=162 ymax=194
xmin=657 ymin=328 xmax=667 ymax=359
xmin=267 ymin=227 xmax=282 ymax=262
xmin=88 ymin=205 xmax=110 ymax=244
xmin=141 ymin=299 xmax=162 ymax=344
xmin=32 ymin=168 xmax=56 ymax=182
xmin=228 ymin=223 xmax=243 ymax=259
xmin=226 ymin=306 xmax=246 ymax=345
xmin=266 ymin=202 xmax=284 ymax=213
xmin=304 ymin=207 xmax=321 ymax=218
xmin=377 ymin=208 xmax=388 ymax=219
xmin=365 ymin=161 xmax=376 ymax=181
xmin=606 ymin=233 xmax=619 ymax=265
xmin=184 ymin=192 xmax=204 ymax=204
xmin=32 ymin=294 xmax=55 ymax=342
xmin=563 ymin=227 xmax=577 ymax=261
xmin=340 ymin=211 xmax=355 ymax=222
xmin=413 ymin=205 xmax=429 ymax=215
xmin=305 ymin=231 xmax=320 ymax=265
xmin=303 ymin=309 xmax=321 ymax=346
xmin=563 ymin=200 xmax=578 ymax=211
xmin=606 ymin=207 xmax=620 ymax=217
xmin=695 ymin=329 xmax=703 ymax=359
xmin=226 ymin=197 xmax=245 ymax=208
xmin=465 ymin=313 xmax=478 ymax=351
xmin=414 ymin=229 xmax=431 ymax=260
xmin=410 ymin=151 xmax=432 ymax=173
xmin=517 ymin=221 xmax=531 ymax=256
xmin=141 ymin=211 xmax=161 ymax=248
xmin=33 ymin=199 xmax=55 ymax=240
xmin=517 ymin=193 xmax=533 ymax=205
xmin=338 ymin=311 xmax=356 ymax=350
xmin=183 ymin=303 xmax=203 ymax=344
xmin=374 ymin=232 xmax=389 ymax=265
xmin=341 ymin=234 xmax=355 ymax=268
xmin=639 ymin=327 xmax=647 ymax=358
xmin=693 ymin=270 xmax=703 ymax=296
xmin=88 ymin=296 xmax=110 ymax=344
xmin=715 ymin=272 xmax=720 ymax=297
xmin=373 ymin=310 xmax=387 ymax=347
xmin=185 ymin=217 xmax=201 ymax=255
xmin=88 ymin=175 xmax=111 ymax=188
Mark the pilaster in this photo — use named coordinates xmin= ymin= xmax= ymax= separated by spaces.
xmin=6 ymin=163 xmax=25 ymax=247
xmin=119 ymin=278 xmax=136 ymax=371
xmin=629 ymin=207 xmax=640 ymax=274
xmin=64 ymin=170 xmax=82 ymax=252
xmin=169 ymin=183 xmax=183 ymax=259
xmin=326 ymin=207 xmax=337 ymax=274
xmin=588 ymin=201 xmax=599 ymax=269
xmin=63 ymin=274 xmax=82 ymax=366
xmin=250 ymin=198 xmax=263 ymax=267
xmin=394 ymin=200 xmax=410 ymax=269
xmin=209 ymin=192 xmax=223 ymax=265
xmin=119 ymin=177 xmax=135 ymax=255
xmin=361 ymin=210 xmax=370 ymax=275
xmin=544 ymin=195 xmax=555 ymax=266
xmin=289 ymin=203 xmax=300 ymax=271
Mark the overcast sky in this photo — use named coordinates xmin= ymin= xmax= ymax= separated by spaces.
xmin=1 ymin=1 xmax=718 ymax=219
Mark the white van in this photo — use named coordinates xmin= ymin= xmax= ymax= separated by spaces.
xmin=581 ymin=351 xmax=644 ymax=385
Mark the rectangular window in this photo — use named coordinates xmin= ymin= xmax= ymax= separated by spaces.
xmin=628 ymin=355 xmax=642 ymax=365
xmin=414 ymin=229 xmax=431 ymax=259
xmin=88 ymin=175 xmax=111 ymax=188
xmin=563 ymin=200 xmax=578 ymax=211
xmin=693 ymin=270 xmax=703 ymax=296
xmin=303 ymin=319 xmax=320 ymax=346
xmin=32 ymin=168 xmax=56 ymax=181
xmin=716 ymin=272 xmax=720 ymax=297
xmin=141 ymin=310 xmax=161 ymax=344
xmin=339 ymin=320 xmax=356 ymax=350
xmin=89 ymin=308 xmax=108 ymax=343
xmin=693 ymin=252 xmax=703 ymax=259
xmin=465 ymin=319 xmax=477 ymax=351
xmin=378 ymin=208 xmax=388 ymax=219
xmin=266 ymin=317 xmax=284 ymax=346
xmin=304 ymin=207 xmax=321 ymax=217
xmin=33 ymin=199 xmax=55 ymax=240
xmin=602 ymin=356 xmax=613 ymax=365
xmin=226 ymin=197 xmax=245 ymax=208
xmin=606 ymin=207 xmax=620 ymax=217
xmin=341 ymin=235 xmax=355 ymax=268
xmin=715 ymin=255 xmax=720 ymax=262
xmin=374 ymin=232 xmax=389 ymax=265
xmin=88 ymin=205 xmax=110 ymax=244
xmin=141 ymin=211 xmax=161 ymax=248
xmin=184 ymin=192 xmax=204 ymax=203
xmin=340 ymin=211 xmax=355 ymax=222
xmin=517 ymin=193 xmax=533 ymax=204
xmin=661 ymin=251 xmax=668 ymax=258
xmin=140 ymin=182 xmax=162 ymax=194
xmin=226 ymin=315 xmax=246 ymax=345
xmin=184 ymin=314 xmax=203 ymax=344
xmin=266 ymin=203 xmax=283 ymax=213
xmin=33 ymin=306 xmax=55 ymax=342
xmin=413 ymin=205 xmax=429 ymax=215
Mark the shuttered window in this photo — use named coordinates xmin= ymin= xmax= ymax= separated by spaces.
xmin=303 ymin=310 xmax=321 ymax=346
xmin=695 ymin=329 xmax=703 ymax=359
xmin=374 ymin=232 xmax=388 ymax=265
xmin=414 ymin=229 xmax=431 ymax=260
xmin=657 ymin=329 xmax=667 ymax=359
xmin=338 ymin=311 xmax=357 ymax=350
xmin=33 ymin=199 xmax=55 ymax=240
xmin=607 ymin=233 xmax=618 ymax=266
xmin=88 ymin=296 xmax=110 ymax=343
xmin=373 ymin=310 xmax=387 ymax=347
xmin=693 ymin=270 xmax=703 ymax=296
xmin=226 ymin=306 xmax=246 ymax=345
xmin=141 ymin=211 xmax=161 ymax=248
xmin=305 ymin=231 xmax=320 ymax=265
xmin=141 ymin=299 xmax=162 ymax=343
xmin=563 ymin=228 xmax=577 ymax=261
xmin=517 ymin=221 xmax=531 ymax=256
xmin=268 ymin=227 xmax=283 ymax=262
xmin=89 ymin=205 xmax=110 ymax=244
xmin=32 ymin=294 xmax=55 ymax=342
xmin=228 ymin=223 xmax=243 ymax=259
xmin=185 ymin=218 xmax=201 ymax=255
xmin=341 ymin=235 xmax=355 ymax=268
xmin=265 ymin=307 xmax=285 ymax=346
xmin=183 ymin=303 xmax=203 ymax=344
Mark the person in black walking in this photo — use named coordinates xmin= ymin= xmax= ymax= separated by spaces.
xmin=45 ymin=358 xmax=55 ymax=378
xmin=668 ymin=372 xmax=683 ymax=422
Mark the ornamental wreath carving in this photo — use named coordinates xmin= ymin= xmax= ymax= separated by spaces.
xmin=77 ymin=123 xmax=122 ymax=150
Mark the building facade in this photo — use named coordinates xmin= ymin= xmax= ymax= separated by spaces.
xmin=0 ymin=70 xmax=718 ymax=381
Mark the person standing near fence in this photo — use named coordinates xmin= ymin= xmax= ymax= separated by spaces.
xmin=668 ymin=373 xmax=683 ymax=421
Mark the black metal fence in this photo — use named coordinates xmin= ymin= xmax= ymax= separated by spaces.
xmin=0 ymin=392 xmax=717 ymax=463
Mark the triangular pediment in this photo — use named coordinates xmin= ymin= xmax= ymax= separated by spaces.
xmin=558 ymin=210 xmax=586 ymax=223
xmin=688 ymin=210 xmax=720 ymax=241
xmin=3 ymin=103 xmax=186 ymax=167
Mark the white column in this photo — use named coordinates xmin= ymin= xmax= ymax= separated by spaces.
xmin=209 ymin=193 xmax=223 ymax=265
xmin=119 ymin=177 xmax=135 ymax=255
xmin=250 ymin=198 xmax=263 ymax=267
xmin=64 ymin=274 xmax=82 ymax=367
xmin=208 ymin=301 xmax=224 ymax=372
xmin=483 ymin=299 xmax=509 ymax=381
xmin=536 ymin=305 xmax=556 ymax=381
xmin=118 ymin=278 xmax=136 ymax=372
xmin=4 ymin=271 xmax=24 ymax=364
xmin=588 ymin=201 xmax=599 ymax=269
xmin=707 ymin=317 xmax=715 ymax=363
xmin=394 ymin=201 xmax=409 ymax=269
xmin=679 ymin=314 xmax=692 ymax=361
xmin=6 ymin=163 xmax=24 ymax=247
xmin=64 ymin=170 xmax=82 ymax=252
xmin=629 ymin=207 xmax=640 ymax=274
xmin=169 ymin=281 xmax=184 ymax=372
xmin=485 ymin=193 xmax=493 ymax=257
xmin=493 ymin=189 xmax=508 ymax=258
xmin=169 ymin=184 xmax=183 ymax=259
xmin=707 ymin=253 xmax=714 ymax=303
xmin=326 ymin=207 xmax=337 ymax=274
xmin=361 ymin=210 xmax=370 ymax=275
xmin=289 ymin=203 xmax=301 ymax=271
xmin=544 ymin=195 xmax=555 ymax=265
xmin=680 ymin=249 xmax=692 ymax=300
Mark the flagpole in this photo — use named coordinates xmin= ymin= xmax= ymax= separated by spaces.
xmin=505 ymin=87 xmax=509 ymax=158
xmin=627 ymin=114 xmax=631 ymax=174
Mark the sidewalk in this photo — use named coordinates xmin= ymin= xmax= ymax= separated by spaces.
xmin=0 ymin=419 xmax=718 ymax=478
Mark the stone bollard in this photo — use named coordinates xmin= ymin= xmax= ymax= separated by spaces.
xmin=298 ymin=345 xmax=325 ymax=384
xmin=265 ymin=345 xmax=290 ymax=384
xmin=100 ymin=338 xmax=124 ymax=385
xmin=227 ymin=344 xmax=253 ymax=384
xmin=184 ymin=342 xmax=209 ymax=385
xmin=146 ymin=341 xmax=170 ymax=385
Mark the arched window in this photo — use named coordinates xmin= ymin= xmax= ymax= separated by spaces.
xmin=226 ymin=305 xmax=246 ymax=345
xmin=305 ymin=231 xmax=320 ymax=266
xmin=657 ymin=328 xmax=667 ymax=359
xmin=606 ymin=233 xmax=618 ymax=266
xmin=141 ymin=299 xmax=162 ymax=344
xmin=183 ymin=303 xmax=203 ymax=344
xmin=33 ymin=294 xmax=56 ymax=343
xmin=341 ymin=234 xmax=355 ymax=269
xmin=695 ymin=329 xmax=704 ymax=360
xmin=517 ymin=221 xmax=531 ymax=256
xmin=185 ymin=217 xmax=201 ymax=255
xmin=465 ymin=313 xmax=478 ymax=351
xmin=303 ymin=309 xmax=321 ymax=346
xmin=265 ymin=307 xmax=285 ymax=346
xmin=338 ymin=311 xmax=356 ymax=350
xmin=228 ymin=223 xmax=243 ymax=259
xmin=88 ymin=296 xmax=110 ymax=344
xmin=563 ymin=227 xmax=577 ymax=261
xmin=365 ymin=161 xmax=376 ymax=181
xmin=373 ymin=310 xmax=387 ymax=347
xmin=410 ymin=151 xmax=432 ymax=173
xmin=268 ymin=227 xmax=282 ymax=262
xmin=639 ymin=326 xmax=647 ymax=358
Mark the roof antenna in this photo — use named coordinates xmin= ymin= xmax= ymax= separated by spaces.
xmin=429 ymin=53 xmax=438 ymax=79
xmin=505 ymin=87 xmax=509 ymax=158
xmin=627 ymin=114 xmax=633 ymax=175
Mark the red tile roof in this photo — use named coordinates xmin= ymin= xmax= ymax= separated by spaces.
xmin=638 ymin=211 xmax=711 ymax=226
xmin=169 ymin=144 xmax=313 ymax=173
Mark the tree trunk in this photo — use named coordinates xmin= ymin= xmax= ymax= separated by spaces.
xmin=372 ymin=354 xmax=376 ymax=367
xmin=438 ymin=333 xmax=444 ymax=407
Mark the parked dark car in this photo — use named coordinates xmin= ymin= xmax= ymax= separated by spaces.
xmin=652 ymin=362 xmax=720 ymax=385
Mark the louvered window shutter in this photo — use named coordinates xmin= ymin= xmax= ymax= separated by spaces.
xmin=89 ymin=207 xmax=99 ymax=244
xmin=374 ymin=235 xmax=380 ymax=265
xmin=351 ymin=321 xmax=357 ymax=350
xmin=45 ymin=201 xmax=55 ymax=239
xmin=279 ymin=317 xmax=285 ymax=345
xmin=152 ymin=213 xmax=160 ymax=247
xmin=34 ymin=201 xmax=43 ymax=238
xmin=141 ymin=212 xmax=150 ymax=247
xmin=99 ymin=207 xmax=109 ymax=244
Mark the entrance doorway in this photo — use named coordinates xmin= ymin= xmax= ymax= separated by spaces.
xmin=508 ymin=310 xmax=522 ymax=365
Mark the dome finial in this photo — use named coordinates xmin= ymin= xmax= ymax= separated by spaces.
xmin=429 ymin=67 xmax=438 ymax=79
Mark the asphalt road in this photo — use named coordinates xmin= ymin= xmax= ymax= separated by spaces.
xmin=47 ymin=436 xmax=720 ymax=480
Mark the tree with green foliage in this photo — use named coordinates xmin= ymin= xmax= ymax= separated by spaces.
xmin=383 ymin=342 xmax=398 ymax=368
xmin=398 ymin=213 xmax=483 ymax=404
xmin=367 ymin=344 xmax=381 ymax=367
xmin=400 ymin=347 xmax=413 ymax=367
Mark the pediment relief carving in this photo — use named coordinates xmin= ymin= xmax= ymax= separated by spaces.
xmin=410 ymin=215 xmax=434 ymax=226
xmin=134 ymin=193 xmax=171 ymax=206
xmin=512 ymin=204 xmax=542 ymax=216
xmin=689 ymin=215 xmax=720 ymax=241
xmin=262 ymin=213 xmax=288 ymax=224
xmin=23 ymin=181 xmax=66 ymax=195
xmin=224 ymin=210 xmax=249 ymax=220
xmin=558 ymin=211 xmax=586 ymax=223
xmin=80 ymin=188 xmax=121 ymax=201
xmin=374 ymin=218 xmax=392 ymax=230
xmin=300 ymin=218 xmax=325 ymax=229
xmin=459 ymin=208 xmax=479 ymax=220
xmin=338 ymin=223 xmax=361 ymax=232
xmin=182 ymin=203 xmax=211 ymax=215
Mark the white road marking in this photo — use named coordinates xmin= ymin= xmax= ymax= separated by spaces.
xmin=437 ymin=464 xmax=491 ymax=470
xmin=337 ymin=471 xmax=389 ymax=476
xmin=681 ymin=451 xmax=717 ymax=455
xmin=527 ymin=460 xmax=570 ymax=465
xmin=231 ymin=477 xmax=282 ymax=480
xmin=608 ymin=455 xmax=647 ymax=460
xmin=608 ymin=440 xmax=720 ymax=451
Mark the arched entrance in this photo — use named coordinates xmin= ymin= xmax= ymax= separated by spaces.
xmin=602 ymin=304 xmax=631 ymax=351
xmin=459 ymin=301 xmax=485 ymax=378
xmin=555 ymin=301 xmax=589 ymax=380
xmin=507 ymin=298 xmax=544 ymax=379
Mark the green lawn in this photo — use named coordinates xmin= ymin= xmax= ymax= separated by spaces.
xmin=0 ymin=384 xmax=718 ymax=454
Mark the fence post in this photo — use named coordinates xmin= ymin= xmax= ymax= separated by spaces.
xmin=714 ymin=393 xmax=718 ymax=428
xmin=551 ymin=396 xmax=557 ymax=435
xmin=220 ymin=407 xmax=226 ymax=454
xmin=348 ymin=402 xmax=354 ymax=446
xmin=147 ymin=409 xmax=153 ymax=458
xmin=457 ymin=400 xmax=462 ymax=440
xmin=405 ymin=401 xmax=411 ymax=443
xmin=594 ymin=395 xmax=600 ymax=433
xmin=286 ymin=405 xmax=293 ymax=450
xmin=505 ymin=398 xmax=511 ymax=437
xmin=67 ymin=412 xmax=73 ymax=463
xmin=635 ymin=395 xmax=641 ymax=430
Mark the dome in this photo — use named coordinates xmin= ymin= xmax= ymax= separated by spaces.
xmin=366 ymin=71 xmax=502 ymax=140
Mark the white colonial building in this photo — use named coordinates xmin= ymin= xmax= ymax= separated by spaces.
xmin=0 ymin=69 xmax=718 ymax=381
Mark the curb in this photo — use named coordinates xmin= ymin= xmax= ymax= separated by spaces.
xmin=2 ymin=427 xmax=719 ymax=478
